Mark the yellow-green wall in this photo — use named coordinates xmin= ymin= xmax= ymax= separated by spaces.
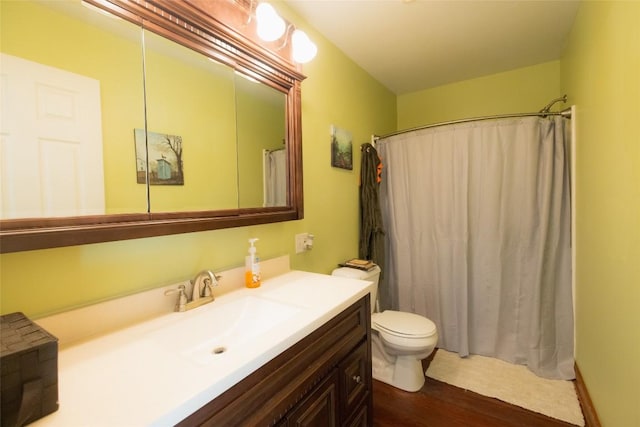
xmin=0 ymin=3 xmax=396 ymax=317
xmin=561 ymin=2 xmax=640 ymax=426
xmin=397 ymin=61 xmax=562 ymax=129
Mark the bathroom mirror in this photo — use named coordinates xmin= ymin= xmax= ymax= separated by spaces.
xmin=1 ymin=0 xmax=148 ymax=218
xmin=0 ymin=0 xmax=304 ymax=253
xmin=143 ymin=28 xmax=240 ymax=212
xmin=235 ymin=73 xmax=288 ymax=208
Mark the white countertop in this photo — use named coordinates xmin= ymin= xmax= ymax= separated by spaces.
xmin=32 ymin=271 xmax=373 ymax=426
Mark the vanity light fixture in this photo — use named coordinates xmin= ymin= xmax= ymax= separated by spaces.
xmin=256 ymin=2 xmax=286 ymax=41
xmin=254 ymin=2 xmax=317 ymax=63
xmin=291 ymin=28 xmax=317 ymax=63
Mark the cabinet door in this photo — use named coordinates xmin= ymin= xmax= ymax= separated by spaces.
xmin=286 ymin=370 xmax=339 ymax=427
xmin=344 ymin=404 xmax=368 ymax=427
xmin=339 ymin=340 xmax=369 ymax=420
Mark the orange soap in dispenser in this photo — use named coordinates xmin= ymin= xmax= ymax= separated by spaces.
xmin=245 ymin=238 xmax=261 ymax=288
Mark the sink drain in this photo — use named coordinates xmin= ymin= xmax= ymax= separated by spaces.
xmin=212 ymin=346 xmax=226 ymax=355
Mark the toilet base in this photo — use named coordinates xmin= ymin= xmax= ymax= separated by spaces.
xmin=372 ymin=349 xmax=426 ymax=392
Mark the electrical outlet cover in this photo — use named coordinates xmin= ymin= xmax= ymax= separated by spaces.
xmin=295 ymin=233 xmax=308 ymax=253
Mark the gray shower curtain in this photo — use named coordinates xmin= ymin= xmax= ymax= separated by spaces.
xmin=377 ymin=116 xmax=574 ymax=380
xmin=264 ymin=148 xmax=286 ymax=207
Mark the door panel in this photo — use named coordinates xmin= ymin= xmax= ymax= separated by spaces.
xmin=0 ymin=53 xmax=104 ymax=218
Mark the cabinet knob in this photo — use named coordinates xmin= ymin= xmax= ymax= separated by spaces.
xmin=352 ymin=375 xmax=361 ymax=384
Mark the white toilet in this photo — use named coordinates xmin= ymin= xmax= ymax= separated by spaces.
xmin=332 ymin=265 xmax=438 ymax=392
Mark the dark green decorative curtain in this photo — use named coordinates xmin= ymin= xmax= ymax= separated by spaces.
xmin=359 ymin=142 xmax=385 ymax=278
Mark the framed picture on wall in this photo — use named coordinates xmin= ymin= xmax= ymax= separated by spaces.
xmin=331 ymin=125 xmax=353 ymax=170
xmin=134 ymin=129 xmax=184 ymax=185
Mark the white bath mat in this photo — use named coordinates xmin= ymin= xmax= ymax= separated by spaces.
xmin=425 ymin=349 xmax=585 ymax=426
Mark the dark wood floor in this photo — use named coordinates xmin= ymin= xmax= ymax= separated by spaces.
xmin=372 ymin=350 xmax=581 ymax=427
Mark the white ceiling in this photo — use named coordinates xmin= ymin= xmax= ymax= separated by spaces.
xmin=285 ymin=0 xmax=580 ymax=94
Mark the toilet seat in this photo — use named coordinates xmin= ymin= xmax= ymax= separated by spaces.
xmin=372 ymin=310 xmax=437 ymax=338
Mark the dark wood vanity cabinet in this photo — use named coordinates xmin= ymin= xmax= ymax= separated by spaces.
xmin=278 ymin=339 xmax=370 ymax=427
xmin=280 ymin=370 xmax=339 ymax=426
xmin=178 ymin=295 xmax=372 ymax=426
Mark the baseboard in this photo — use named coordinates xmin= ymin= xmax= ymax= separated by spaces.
xmin=574 ymin=363 xmax=602 ymax=427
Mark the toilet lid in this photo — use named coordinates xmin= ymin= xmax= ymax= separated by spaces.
xmin=372 ymin=310 xmax=437 ymax=338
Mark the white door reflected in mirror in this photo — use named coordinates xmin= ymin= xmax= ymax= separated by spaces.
xmin=0 ymin=53 xmax=105 ymax=219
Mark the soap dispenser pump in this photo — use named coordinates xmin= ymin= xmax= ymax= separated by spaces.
xmin=245 ymin=238 xmax=261 ymax=288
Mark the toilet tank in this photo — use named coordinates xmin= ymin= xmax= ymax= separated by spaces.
xmin=331 ymin=265 xmax=380 ymax=313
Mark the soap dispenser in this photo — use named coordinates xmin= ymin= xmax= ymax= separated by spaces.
xmin=245 ymin=238 xmax=261 ymax=288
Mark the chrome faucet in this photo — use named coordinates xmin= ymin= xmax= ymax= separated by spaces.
xmin=165 ymin=270 xmax=221 ymax=312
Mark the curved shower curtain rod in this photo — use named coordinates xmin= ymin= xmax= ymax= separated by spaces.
xmin=373 ymin=95 xmax=571 ymax=142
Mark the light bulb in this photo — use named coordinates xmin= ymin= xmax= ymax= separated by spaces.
xmin=255 ymin=3 xmax=285 ymax=42
xmin=292 ymin=29 xmax=317 ymax=63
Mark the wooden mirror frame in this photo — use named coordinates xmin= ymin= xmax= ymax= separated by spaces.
xmin=0 ymin=0 xmax=305 ymax=253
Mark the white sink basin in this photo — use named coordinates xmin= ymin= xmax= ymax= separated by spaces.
xmin=148 ymin=295 xmax=301 ymax=365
